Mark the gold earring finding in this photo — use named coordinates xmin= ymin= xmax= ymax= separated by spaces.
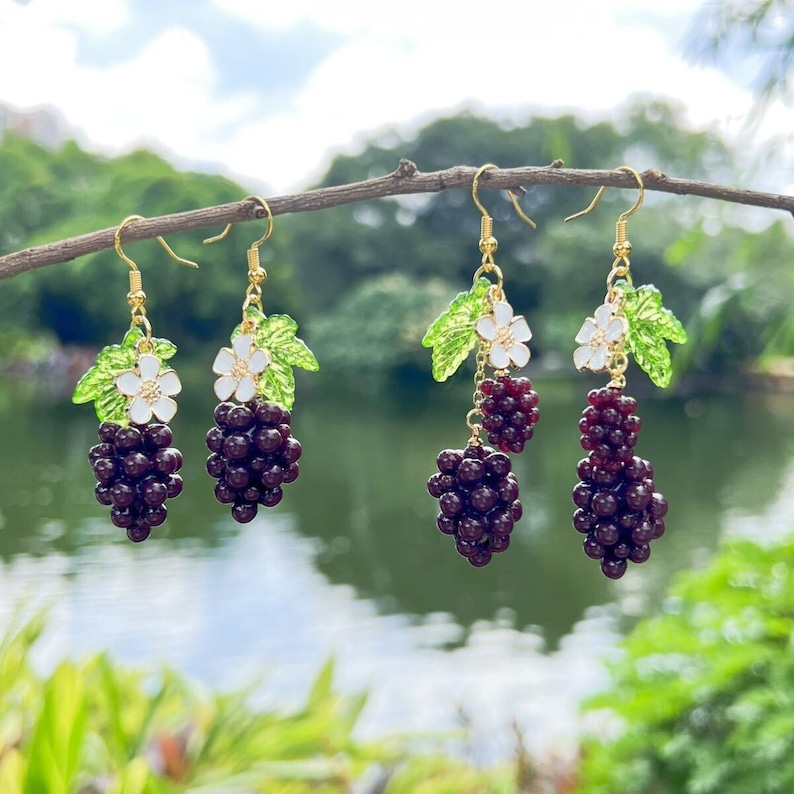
xmin=114 ymin=215 xmax=198 ymax=342
xmin=203 ymin=196 xmax=273 ymax=330
xmin=564 ymin=166 xmax=644 ymax=265
xmin=470 ymin=164 xmax=537 ymax=291
xmin=202 ymin=196 xmax=273 ymax=248
xmin=471 ymin=163 xmax=537 ymax=229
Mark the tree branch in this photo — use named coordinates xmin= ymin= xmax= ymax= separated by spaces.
xmin=1 ymin=160 xmax=792 ymax=281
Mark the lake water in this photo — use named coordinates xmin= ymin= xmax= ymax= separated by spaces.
xmin=1 ymin=371 xmax=793 ymax=762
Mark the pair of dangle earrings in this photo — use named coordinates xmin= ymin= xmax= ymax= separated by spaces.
xmin=73 ymin=201 xmax=319 ymax=541
xmin=424 ymin=165 xmax=687 ymax=574
xmin=424 ymin=164 xmax=540 ymax=568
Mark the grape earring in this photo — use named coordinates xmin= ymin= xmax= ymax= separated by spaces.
xmin=202 ymin=197 xmax=319 ymax=523
xmin=72 ymin=216 xmax=195 ymax=542
xmin=566 ymin=168 xmax=687 ymax=579
xmin=423 ymin=164 xmax=539 ymax=567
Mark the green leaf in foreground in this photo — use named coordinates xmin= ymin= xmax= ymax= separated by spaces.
xmin=617 ymin=282 xmax=688 ymax=388
xmin=579 ymin=537 xmax=794 ymax=794
xmin=422 ymin=278 xmax=490 ymax=382
xmin=25 ymin=661 xmax=87 ymax=794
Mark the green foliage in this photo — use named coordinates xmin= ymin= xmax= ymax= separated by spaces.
xmin=617 ymin=282 xmax=688 ymax=388
xmin=2 ymin=101 xmax=776 ymax=383
xmin=25 ymin=662 xmax=87 ymax=794
xmin=0 ymin=134 xmax=287 ymax=349
xmin=665 ymin=220 xmax=794 ymax=377
xmin=0 ymin=613 xmax=514 ymax=793
xmin=230 ymin=307 xmax=319 ymax=409
xmin=579 ymin=536 xmax=794 ymax=794
xmin=282 ymin=99 xmax=729 ymax=379
xmin=307 ymin=273 xmax=452 ymax=377
xmin=422 ymin=278 xmax=490 ymax=381
xmin=71 ymin=327 xmax=177 ymax=424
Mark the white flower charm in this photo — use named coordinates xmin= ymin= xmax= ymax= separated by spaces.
xmin=212 ymin=333 xmax=270 ymax=402
xmin=574 ymin=302 xmax=628 ymax=372
xmin=476 ymin=300 xmax=532 ymax=370
xmin=116 ymin=354 xmax=182 ymax=425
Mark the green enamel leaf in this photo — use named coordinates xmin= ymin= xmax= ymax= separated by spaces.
xmin=72 ymin=365 xmax=107 ymax=405
xmin=624 ymin=283 xmax=688 ymax=345
xmin=71 ymin=342 xmax=136 ymax=406
xmin=151 ymin=337 xmax=177 ymax=361
xmin=121 ymin=328 xmax=142 ymax=349
xmin=421 ymin=278 xmax=489 ymax=382
xmin=97 ymin=346 xmax=137 ymax=369
xmin=260 ymin=315 xmax=319 ymax=372
xmin=230 ymin=306 xmax=267 ymax=343
xmin=258 ymin=313 xmax=298 ymax=348
xmin=232 ymin=309 xmax=319 ymax=373
xmin=229 ymin=309 xmax=318 ymax=407
xmin=259 ymin=356 xmax=296 ymax=409
xmin=618 ymin=282 xmax=688 ymax=389
xmin=122 ymin=326 xmax=178 ymax=361
xmin=72 ymin=328 xmax=179 ymax=423
xmin=95 ymin=386 xmax=128 ymax=425
xmin=276 ymin=336 xmax=320 ymax=371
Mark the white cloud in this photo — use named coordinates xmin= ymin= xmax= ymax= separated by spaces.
xmin=206 ymin=1 xmax=767 ymax=190
xmin=1 ymin=0 xmax=128 ymax=36
xmin=0 ymin=11 xmax=257 ymax=168
xmin=0 ymin=0 xmax=792 ymax=194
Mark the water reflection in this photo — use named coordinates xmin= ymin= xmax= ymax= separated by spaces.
xmin=1 ymin=376 xmax=793 ymax=754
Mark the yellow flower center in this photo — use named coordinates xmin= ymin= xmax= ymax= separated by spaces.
xmin=494 ymin=326 xmax=515 ymax=349
xmin=140 ymin=379 xmax=161 ymax=403
xmin=231 ymin=358 xmax=250 ymax=381
xmin=591 ymin=329 xmax=607 ymax=348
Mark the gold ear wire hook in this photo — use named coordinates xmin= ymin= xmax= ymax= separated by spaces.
xmin=203 ymin=197 xmax=273 ymax=324
xmin=471 ymin=164 xmax=536 ymax=278
xmin=563 ymin=167 xmax=644 ymax=263
xmin=471 ymin=164 xmax=538 ymax=230
xmin=563 ymin=166 xmax=644 ymax=223
xmin=203 ymin=195 xmax=273 ymax=275
xmin=202 ymin=196 xmax=273 ymax=248
xmin=115 ymin=215 xmax=198 ymax=340
xmin=114 ymin=215 xmax=200 ymax=272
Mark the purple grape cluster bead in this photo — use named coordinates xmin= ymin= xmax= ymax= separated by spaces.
xmin=480 ymin=375 xmax=539 ymax=454
xmin=427 ymin=444 xmax=523 ymax=567
xmin=205 ymin=398 xmax=301 ymax=523
xmin=89 ymin=421 xmax=184 ymax=542
xmin=573 ymin=387 xmax=668 ymax=579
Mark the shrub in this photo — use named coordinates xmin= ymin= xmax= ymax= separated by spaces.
xmin=578 ymin=537 xmax=794 ymax=794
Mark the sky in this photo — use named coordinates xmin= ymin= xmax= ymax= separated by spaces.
xmin=0 ymin=0 xmax=791 ymax=195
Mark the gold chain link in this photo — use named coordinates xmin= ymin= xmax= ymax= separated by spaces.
xmin=605 ymin=286 xmax=628 ymax=388
xmin=466 ymin=287 xmax=493 ymax=445
xmin=465 ymin=342 xmax=490 ymax=445
xmin=607 ymin=350 xmax=628 ymax=389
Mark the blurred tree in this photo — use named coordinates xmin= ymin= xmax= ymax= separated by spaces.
xmin=687 ymin=0 xmax=794 ymax=108
xmin=679 ymin=1 xmax=794 ymax=381
xmin=0 ymin=135 xmax=298 ymax=350
xmin=5 ymin=98 xmax=792 ymax=383
xmin=284 ymin=98 xmax=736 ymax=379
